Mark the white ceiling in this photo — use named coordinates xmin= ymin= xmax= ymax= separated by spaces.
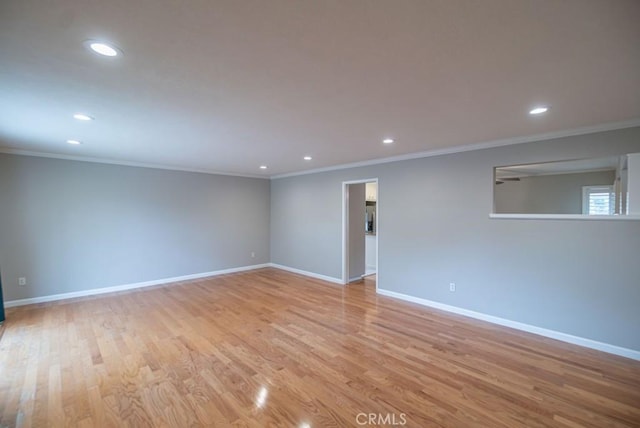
xmin=1 ymin=0 xmax=639 ymax=177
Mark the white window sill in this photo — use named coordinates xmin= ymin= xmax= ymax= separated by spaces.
xmin=489 ymin=213 xmax=640 ymax=221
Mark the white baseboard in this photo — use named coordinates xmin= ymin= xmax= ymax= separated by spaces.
xmin=377 ymin=288 xmax=640 ymax=361
xmin=269 ymin=263 xmax=344 ymax=285
xmin=4 ymin=263 xmax=270 ymax=308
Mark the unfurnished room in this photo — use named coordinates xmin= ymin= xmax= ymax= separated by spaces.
xmin=1 ymin=1 xmax=639 ymax=427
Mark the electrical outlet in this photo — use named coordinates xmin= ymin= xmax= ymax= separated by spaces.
xmin=449 ymin=282 xmax=456 ymax=292
xmin=18 ymin=277 xmax=27 ymax=286
xmin=251 ymin=252 xmax=256 ymax=258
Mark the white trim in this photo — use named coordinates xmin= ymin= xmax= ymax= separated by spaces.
xmin=3 ymin=264 xmax=270 ymax=308
xmin=268 ymin=263 xmax=343 ymax=284
xmin=3 ymin=119 xmax=638 ymax=180
xmin=375 ymin=183 xmax=379 ymax=293
xmin=377 ymin=288 xmax=640 ymax=361
xmin=0 ymin=148 xmax=266 ymax=179
xmin=271 ymin=119 xmax=640 ymax=179
xmin=342 ymin=179 xmax=379 ymax=285
xmin=499 ymin=166 xmax=617 ymax=180
xmin=342 ymin=183 xmax=348 ymax=285
xmin=489 ymin=213 xmax=640 ymax=220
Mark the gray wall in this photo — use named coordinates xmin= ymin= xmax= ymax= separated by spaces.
xmin=0 ymin=154 xmax=270 ymax=301
xmin=270 ymin=127 xmax=640 ymax=351
xmin=495 ymin=170 xmax=616 ymax=214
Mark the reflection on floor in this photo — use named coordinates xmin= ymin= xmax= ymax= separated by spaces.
xmin=350 ymin=274 xmax=376 ymax=291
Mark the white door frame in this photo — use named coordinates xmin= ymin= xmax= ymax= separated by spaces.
xmin=342 ymin=178 xmax=379 ymax=289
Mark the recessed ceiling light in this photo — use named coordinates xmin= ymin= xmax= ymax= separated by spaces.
xmin=303 ymin=156 xmax=312 ymax=161
xmin=529 ymin=106 xmax=549 ymax=115
xmin=85 ymin=40 xmax=121 ymax=57
xmin=382 ymin=138 xmax=394 ymax=144
xmin=259 ymin=165 xmax=268 ymax=169
xmin=66 ymin=139 xmax=82 ymax=145
xmin=73 ymin=113 xmax=94 ymax=121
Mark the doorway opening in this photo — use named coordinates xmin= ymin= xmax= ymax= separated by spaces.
xmin=342 ymin=179 xmax=378 ymax=290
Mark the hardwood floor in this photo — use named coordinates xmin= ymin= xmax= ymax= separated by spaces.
xmin=1 ymin=268 xmax=639 ymax=427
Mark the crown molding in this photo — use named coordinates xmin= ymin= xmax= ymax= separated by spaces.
xmin=270 ymin=118 xmax=640 ymax=179
xmin=0 ymin=148 xmax=267 ymax=179
xmin=2 ymin=119 xmax=639 ymax=180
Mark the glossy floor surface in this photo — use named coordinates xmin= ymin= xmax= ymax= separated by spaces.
xmin=1 ymin=268 xmax=639 ymax=427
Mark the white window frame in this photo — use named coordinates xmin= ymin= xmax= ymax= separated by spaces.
xmin=582 ymin=185 xmax=614 ymax=215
